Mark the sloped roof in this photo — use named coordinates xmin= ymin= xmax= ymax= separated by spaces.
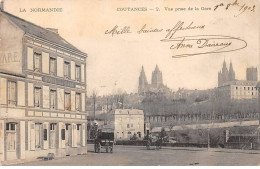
xmin=221 ymin=80 xmax=258 ymax=87
xmin=2 ymin=11 xmax=84 ymax=54
xmin=114 ymin=109 xmax=144 ymax=115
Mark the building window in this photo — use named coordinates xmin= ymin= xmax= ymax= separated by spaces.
xmin=76 ymin=93 xmax=81 ymax=112
xmin=6 ymin=123 xmax=16 ymax=151
xmin=50 ymin=90 xmax=56 ymax=109
xmin=8 ymin=81 xmax=16 ymax=106
xmin=65 ymin=124 xmax=72 ymax=146
xmin=75 ymin=65 xmax=81 ymax=82
xmin=50 ymin=58 xmax=56 ymax=76
xmin=61 ymin=129 xmax=65 ymax=140
xmin=34 ymin=52 xmax=41 ymax=72
xmin=44 ymin=129 xmax=48 ymax=141
xmin=50 ymin=123 xmax=56 ymax=149
xmin=34 ymin=87 xmax=41 ymax=108
xmin=131 ymin=124 xmax=133 ymax=128
xmin=64 ymin=62 xmax=70 ymax=79
xmin=77 ymin=124 xmax=81 ymax=146
xmin=65 ymin=92 xmax=71 ymax=111
xmin=35 ymin=123 xmax=42 ymax=149
xmin=127 ymin=124 xmax=130 ymax=128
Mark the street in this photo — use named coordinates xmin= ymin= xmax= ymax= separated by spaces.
xmin=16 ymin=144 xmax=260 ymax=166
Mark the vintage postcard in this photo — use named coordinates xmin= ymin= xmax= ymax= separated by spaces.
xmin=0 ymin=0 xmax=259 ymax=166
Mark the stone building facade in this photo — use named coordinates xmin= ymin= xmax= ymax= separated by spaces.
xmin=104 ymin=109 xmax=144 ymax=139
xmin=0 ymin=6 xmax=87 ymax=164
xmin=217 ymin=80 xmax=258 ymax=100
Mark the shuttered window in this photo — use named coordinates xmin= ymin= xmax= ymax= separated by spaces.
xmin=76 ymin=124 xmax=81 ymax=146
xmin=50 ymin=124 xmax=56 ymax=149
xmin=50 ymin=90 xmax=56 ymax=109
xmin=50 ymin=58 xmax=56 ymax=76
xmin=34 ymin=52 xmax=41 ymax=72
xmin=44 ymin=129 xmax=48 ymax=141
xmin=65 ymin=124 xmax=72 ymax=146
xmin=61 ymin=129 xmax=65 ymax=140
xmin=65 ymin=92 xmax=71 ymax=111
xmin=76 ymin=93 xmax=81 ymax=111
xmin=34 ymin=87 xmax=41 ymax=108
xmin=64 ymin=62 xmax=70 ymax=79
xmin=75 ymin=65 xmax=81 ymax=82
xmin=6 ymin=123 xmax=16 ymax=151
xmin=35 ymin=123 xmax=42 ymax=149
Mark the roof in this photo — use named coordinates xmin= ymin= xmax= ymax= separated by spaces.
xmin=113 ymin=109 xmax=144 ymax=115
xmin=2 ymin=11 xmax=85 ymax=55
xmin=220 ymin=80 xmax=258 ymax=87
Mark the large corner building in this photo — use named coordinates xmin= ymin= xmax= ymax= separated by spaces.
xmin=0 ymin=4 xmax=87 ymax=164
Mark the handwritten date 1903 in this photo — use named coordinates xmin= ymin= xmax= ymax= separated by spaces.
xmin=214 ymin=0 xmax=255 ymax=17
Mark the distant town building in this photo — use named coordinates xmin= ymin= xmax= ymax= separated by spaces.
xmin=0 ymin=5 xmax=87 ymax=164
xmin=138 ymin=65 xmax=172 ymax=95
xmin=217 ymin=60 xmax=259 ymax=100
xmin=218 ymin=59 xmax=235 ymax=87
xmin=257 ymin=83 xmax=260 ymax=108
xmin=246 ymin=67 xmax=258 ymax=81
xmin=218 ymin=80 xmax=258 ymax=100
xmin=103 ymin=109 xmax=144 ymax=139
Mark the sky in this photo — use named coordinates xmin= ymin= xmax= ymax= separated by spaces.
xmin=3 ymin=0 xmax=259 ymax=96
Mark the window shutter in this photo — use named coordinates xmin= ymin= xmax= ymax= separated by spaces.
xmin=30 ymin=123 xmax=35 ymax=150
xmin=81 ymin=64 xmax=85 ymax=82
xmin=27 ymin=47 xmax=33 ymax=70
xmin=42 ymin=52 xmax=50 ymax=74
xmin=0 ymin=78 xmax=7 ymax=104
xmin=28 ymin=83 xmax=34 ymax=106
xmin=72 ymin=124 xmax=77 ymax=147
xmin=82 ymin=123 xmax=86 ymax=146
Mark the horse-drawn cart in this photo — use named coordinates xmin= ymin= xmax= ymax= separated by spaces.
xmin=94 ymin=128 xmax=114 ymax=153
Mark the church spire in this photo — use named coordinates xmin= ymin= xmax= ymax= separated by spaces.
xmin=229 ymin=61 xmax=235 ymax=81
xmin=138 ymin=66 xmax=148 ymax=94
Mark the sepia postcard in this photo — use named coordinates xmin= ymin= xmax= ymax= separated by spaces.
xmin=0 ymin=0 xmax=259 ymax=166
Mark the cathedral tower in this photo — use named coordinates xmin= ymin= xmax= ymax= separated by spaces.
xmin=151 ymin=65 xmax=163 ymax=88
xmin=138 ymin=66 xmax=148 ymax=94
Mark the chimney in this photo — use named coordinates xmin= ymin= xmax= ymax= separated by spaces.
xmin=0 ymin=1 xmax=4 ymax=11
xmin=46 ymin=28 xmax=59 ymax=34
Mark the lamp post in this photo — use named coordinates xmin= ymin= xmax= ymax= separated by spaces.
xmin=207 ymin=127 xmax=210 ymax=150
